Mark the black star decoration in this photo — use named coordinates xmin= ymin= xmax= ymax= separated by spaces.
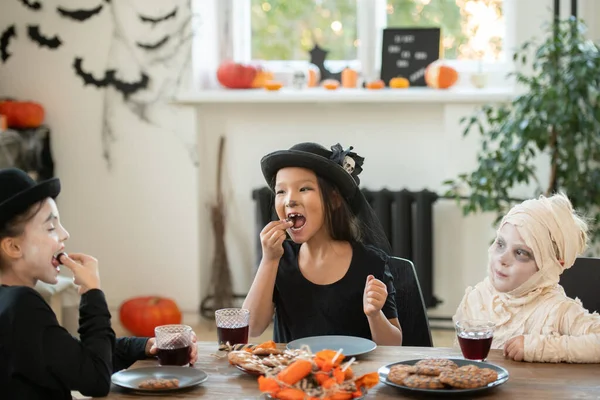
xmin=309 ymin=44 xmax=341 ymax=83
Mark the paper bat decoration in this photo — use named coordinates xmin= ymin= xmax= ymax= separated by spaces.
xmin=18 ymin=0 xmax=42 ymax=11
xmin=73 ymin=57 xmax=150 ymax=98
xmin=57 ymin=5 xmax=105 ymax=22
xmin=139 ymin=8 xmax=178 ymax=25
xmin=27 ymin=25 xmax=62 ymax=49
xmin=136 ymin=35 xmax=170 ymax=51
xmin=0 ymin=25 xmax=16 ymax=62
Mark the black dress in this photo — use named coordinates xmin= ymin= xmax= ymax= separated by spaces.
xmin=0 ymin=284 xmax=149 ymax=399
xmin=272 ymin=240 xmax=398 ymax=343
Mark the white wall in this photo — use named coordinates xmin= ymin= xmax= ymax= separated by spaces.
xmin=0 ymin=1 xmax=200 ymax=312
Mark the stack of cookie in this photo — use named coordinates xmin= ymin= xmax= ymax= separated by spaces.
xmin=387 ymin=359 xmax=498 ymax=390
xmin=227 ymin=347 xmax=309 ymax=375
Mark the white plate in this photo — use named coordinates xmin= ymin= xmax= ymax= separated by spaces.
xmin=111 ymin=366 xmax=208 ymax=394
xmin=286 ymin=335 xmax=377 ymax=357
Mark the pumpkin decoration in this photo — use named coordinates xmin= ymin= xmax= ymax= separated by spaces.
xmin=341 ymin=68 xmax=358 ymax=88
xmin=0 ymin=100 xmax=45 ymax=129
xmin=424 ymin=62 xmax=459 ymax=89
xmin=307 ymin=67 xmax=320 ymax=88
xmin=389 ymin=77 xmax=410 ymax=89
xmin=322 ymin=79 xmax=340 ymax=90
xmin=264 ymin=81 xmax=283 ymax=91
xmin=365 ymin=80 xmax=385 ymax=90
xmin=252 ymin=69 xmax=275 ymax=88
xmin=119 ymin=296 xmax=182 ymax=337
xmin=216 ymin=61 xmax=258 ymax=89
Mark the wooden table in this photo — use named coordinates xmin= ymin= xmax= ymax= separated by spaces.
xmin=103 ymin=341 xmax=600 ymax=399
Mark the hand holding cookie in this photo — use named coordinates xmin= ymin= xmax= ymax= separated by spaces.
xmin=363 ymin=275 xmax=387 ymax=317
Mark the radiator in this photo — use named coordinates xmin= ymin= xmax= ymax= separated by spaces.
xmin=252 ymin=187 xmax=442 ymax=309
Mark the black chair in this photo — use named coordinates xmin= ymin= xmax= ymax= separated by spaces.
xmin=387 ymin=256 xmax=433 ymax=347
xmin=559 ymin=257 xmax=600 ymax=314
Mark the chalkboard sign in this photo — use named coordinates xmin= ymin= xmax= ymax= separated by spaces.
xmin=380 ymin=28 xmax=441 ymax=87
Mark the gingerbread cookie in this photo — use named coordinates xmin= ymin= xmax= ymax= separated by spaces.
xmin=438 ymin=365 xmax=498 ymax=389
xmin=253 ymin=347 xmax=283 ymax=356
xmin=387 ymin=365 xmax=417 ymax=385
xmin=414 ymin=358 xmax=458 ymax=376
xmin=402 ymin=374 xmax=445 ymax=389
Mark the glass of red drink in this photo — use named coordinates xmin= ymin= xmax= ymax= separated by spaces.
xmin=455 ymin=320 xmax=495 ymax=361
xmin=215 ymin=308 xmax=250 ymax=346
xmin=154 ymin=324 xmax=193 ymax=366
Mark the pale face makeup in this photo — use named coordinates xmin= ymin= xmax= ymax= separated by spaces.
xmin=488 ymin=223 xmax=539 ymax=293
xmin=11 ymin=198 xmax=70 ymax=286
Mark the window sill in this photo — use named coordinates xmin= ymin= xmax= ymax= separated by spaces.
xmin=174 ymin=87 xmax=515 ymax=105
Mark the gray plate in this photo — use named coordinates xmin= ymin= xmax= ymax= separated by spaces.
xmin=286 ymin=335 xmax=377 ymax=357
xmin=378 ymin=358 xmax=509 ymax=397
xmin=111 ymin=366 xmax=208 ymax=394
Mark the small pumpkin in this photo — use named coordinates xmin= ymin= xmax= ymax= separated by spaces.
xmin=322 ymin=79 xmax=340 ymax=90
xmin=252 ymin=69 xmax=275 ymax=88
xmin=365 ymin=80 xmax=385 ymax=90
xmin=389 ymin=77 xmax=410 ymax=89
xmin=264 ymin=81 xmax=283 ymax=91
xmin=119 ymin=296 xmax=182 ymax=337
xmin=425 ymin=62 xmax=459 ymax=89
xmin=0 ymin=100 xmax=45 ymax=129
xmin=307 ymin=67 xmax=320 ymax=88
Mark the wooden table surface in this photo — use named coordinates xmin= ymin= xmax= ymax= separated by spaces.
xmin=102 ymin=341 xmax=600 ymax=400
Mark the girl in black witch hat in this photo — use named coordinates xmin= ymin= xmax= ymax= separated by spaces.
xmin=0 ymin=168 xmax=197 ymax=399
xmin=243 ymin=142 xmax=402 ymax=345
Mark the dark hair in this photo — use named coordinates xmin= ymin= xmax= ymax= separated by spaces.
xmin=317 ymin=176 xmax=360 ymax=243
xmin=0 ymin=202 xmax=43 ymax=269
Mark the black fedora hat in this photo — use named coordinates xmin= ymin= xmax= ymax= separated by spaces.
xmin=260 ymin=142 xmax=365 ymax=211
xmin=0 ymin=168 xmax=61 ymax=227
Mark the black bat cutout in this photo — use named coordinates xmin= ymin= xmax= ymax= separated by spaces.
xmin=18 ymin=0 xmax=42 ymax=11
xmin=1 ymin=25 xmax=16 ymax=62
xmin=57 ymin=4 xmax=104 ymax=22
xmin=136 ymin=35 xmax=170 ymax=51
xmin=27 ymin=25 xmax=62 ymax=49
xmin=111 ymin=73 xmax=150 ymax=99
xmin=139 ymin=8 xmax=178 ymax=25
xmin=73 ymin=57 xmax=112 ymax=87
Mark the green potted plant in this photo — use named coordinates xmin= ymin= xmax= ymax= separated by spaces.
xmin=444 ymin=16 xmax=600 ymax=239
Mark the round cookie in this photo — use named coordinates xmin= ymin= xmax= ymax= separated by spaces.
xmin=439 ymin=366 xmax=497 ymax=389
xmin=387 ymin=365 xmax=417 ymax=385
xmin=402 ymin=374 xmax=445 ymax=389
xmin=414 ymin=358 xmax=458 ymax=376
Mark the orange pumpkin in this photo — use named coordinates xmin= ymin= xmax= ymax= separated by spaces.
xmin=0 ymin=100 xmax=45 ymax=129
xmin=389 ymin=77 xmax=410 ymax=89
xmin=365 ymin=80 xmax=385 ymax=90
xmin=119 ymin=296 xmax=182 ymax=337
xmin=264 ymin=81 xmax=283 ymax=91
xmin=252 ymin=69 xmax=274 ymax=88
xmin=307 ymin=67 xmax=320 ymax=87
xmin=322 ymin=79 xmax=340 ymax=90
xmin=216 ymin=61 xmax=257 ymax=89
xmin=425 ymin=62 xmax=458 ymax=89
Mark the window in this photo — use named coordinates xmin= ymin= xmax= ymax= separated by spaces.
xmin=240 ymin=0 xmax=507 ymax=71
xmin=386 ymin=0 xmax=504 ymax=61
xmin=250 ymin=0 xmax=358 ymax=61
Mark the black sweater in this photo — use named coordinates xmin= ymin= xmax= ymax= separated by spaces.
xmin=0 ymin=284 xmax=149 ymax=399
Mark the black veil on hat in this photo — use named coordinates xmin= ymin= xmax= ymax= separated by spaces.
xmin=0 ymin=168 xmax=60 ymax=228
xmin=261 ymin=142 xmax=392 ymax=255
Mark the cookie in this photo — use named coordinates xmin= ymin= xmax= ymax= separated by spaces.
xmin=413 ymin=358 xmax=458 ymax=376
xmin=439 ymin=365 xmax=498 ymax=389
xmin=387 ymin=365 xmax=417 ymax=385
xmin=402 ymin=374 xmax=445 ymax=389
xmin=262 ymin=354 xmax=292 ymax=368
xmin=228 ymin=350 xmax=257 ymax=365
xmin=138 ymin=378 xmax=179 ymax=389
xmin=253 ymin=347 xmax=283 ymax=356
